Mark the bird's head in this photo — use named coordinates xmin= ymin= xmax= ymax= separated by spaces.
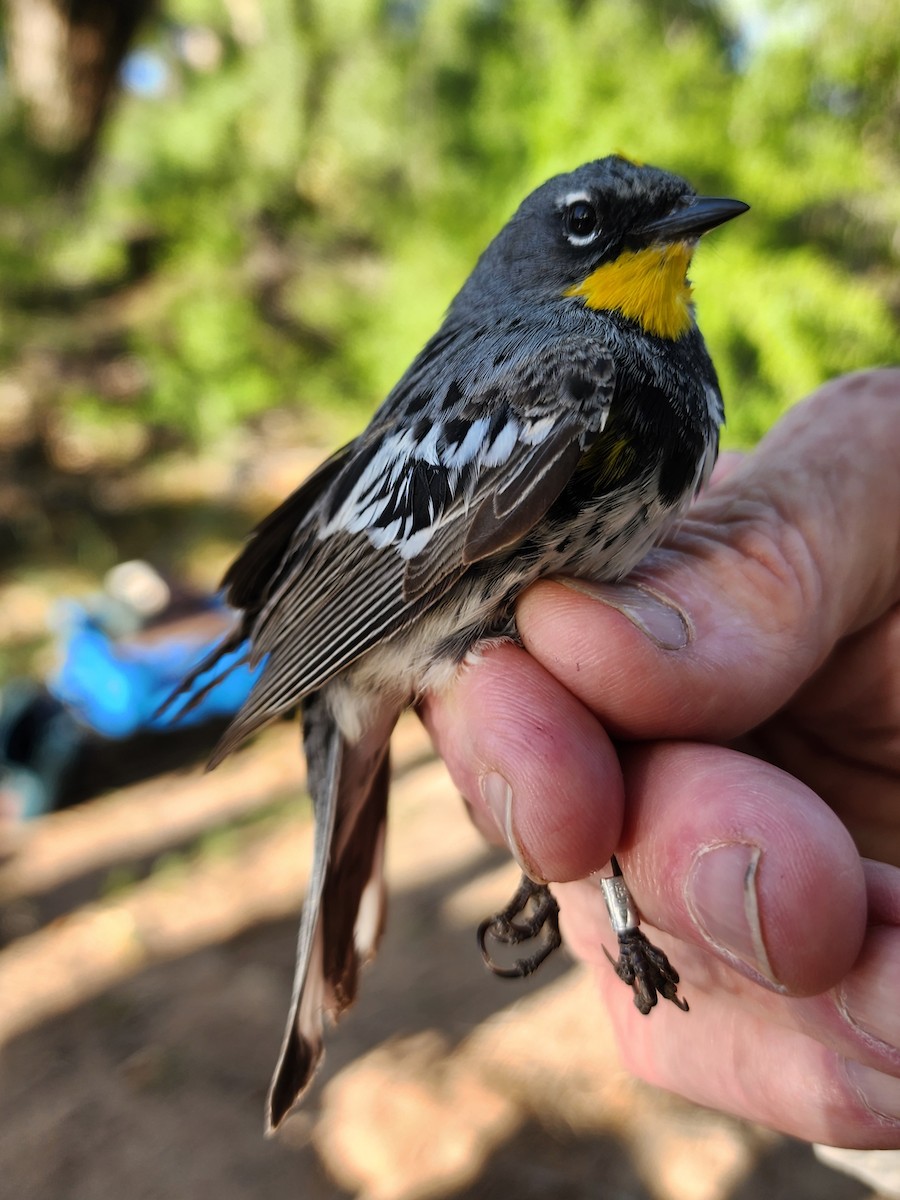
xmin=459 ymin=155 xmax=748 ymax=341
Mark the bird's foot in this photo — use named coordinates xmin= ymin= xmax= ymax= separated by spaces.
xmin=477 ymin=873 xmax=562 ymax=978
xmin=599 ymin=861 xmax=688 ymax=1014
xmin=603 ymin=928 xmax=689 ymax=1014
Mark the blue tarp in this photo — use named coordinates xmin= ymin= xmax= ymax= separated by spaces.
xmin=49 ymin=604 xmax=260 ymax=739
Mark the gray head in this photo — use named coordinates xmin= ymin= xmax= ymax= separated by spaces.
xmin=452 ymin=155 xmax=747 ymax=331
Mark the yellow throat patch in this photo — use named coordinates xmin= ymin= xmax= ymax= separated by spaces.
xmin=564 ymin=241 xmax=695 ymax=340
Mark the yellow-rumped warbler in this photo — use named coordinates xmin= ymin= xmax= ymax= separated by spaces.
xmin=176 ymin=155 xmax=747 ymax=1131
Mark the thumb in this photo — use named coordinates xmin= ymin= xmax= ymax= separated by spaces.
xmin=517 ymin=369 xmax=900 ymax=741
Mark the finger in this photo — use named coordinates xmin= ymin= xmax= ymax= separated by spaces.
xmin=591 ymin=953 xmax=900 ymax=1148
xmin=556 ymin=859 xmax=900 ymax=1147
xmin=557 ymin=872 xmax=900 ymax=1079
xmin=421 ymin=642 xmax=624 ymax=883
xmin=708 ymin=448 xmax=745 ymax=486
xmin=517 ymin=369 xmax=900 ymax=742
xmin=566 ymin=740 xmax=867 ymax=996
xmin=753 ymin=603 xmax=900 ymax=860
xmin=865 ymin=858 xmax=900 ymax=925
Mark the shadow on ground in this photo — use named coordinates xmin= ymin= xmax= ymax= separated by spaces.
xmin=0 ymin=732 xmax=871 ymax=1200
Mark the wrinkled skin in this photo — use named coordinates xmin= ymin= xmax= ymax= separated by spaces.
xmin=424 ymin=369 xmax=900 ymax=1150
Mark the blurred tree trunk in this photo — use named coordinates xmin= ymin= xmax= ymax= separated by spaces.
xmin=4 ymin=0 xmax=155 ymax=181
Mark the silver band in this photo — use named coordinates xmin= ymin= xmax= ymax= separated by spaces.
xmin=600 ymin=875 xmax=639 ymax=935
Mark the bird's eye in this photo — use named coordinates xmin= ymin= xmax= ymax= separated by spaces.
xmin=563 ymin=200 xmax=600 ymax=244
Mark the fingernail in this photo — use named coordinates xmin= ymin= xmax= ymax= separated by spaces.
xmin=557 ymin=580 xmax=692 ymax=650
xmin=686 ymin=843 xmax=778 ymax=984
xmin=480 ymin=772 xmax=545 ymax=883
xmin=846 ymin=1062 xmax=900 ymax=1122
xmin=838 ymin=932 xmax=900 ymax=1049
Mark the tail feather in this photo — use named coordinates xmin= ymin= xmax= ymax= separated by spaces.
xmin=322 ymin=749 xmax=391 ymax=1009
xmin=265 ymin=692 xmax=398 ymax=1133
xmin=266 ymin=922 xmax=327 ymax=1133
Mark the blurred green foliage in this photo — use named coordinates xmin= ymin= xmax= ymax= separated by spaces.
xmin=0 ymin=0 xmax=897 ymax=466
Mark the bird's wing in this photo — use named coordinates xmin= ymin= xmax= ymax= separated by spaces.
xmin=208 ymin=332 xmax=615 ymax=762
xmin=159 ymin=444 xmax=354 ymax=725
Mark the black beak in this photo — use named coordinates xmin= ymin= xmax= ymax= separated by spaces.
xmin=640 ymin=196 xmax=749 ymax=241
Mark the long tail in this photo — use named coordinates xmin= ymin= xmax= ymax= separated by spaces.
xmin=266 ymin=691 xmax=399 ymax=1133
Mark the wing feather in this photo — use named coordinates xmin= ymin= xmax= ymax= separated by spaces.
xmin=225 ymin=444 xmax=353 ymax=612
xmin=210 ymin=331 xmax=616 ymax=760
xmin=463 ymin=423 xmax=585 ymax=562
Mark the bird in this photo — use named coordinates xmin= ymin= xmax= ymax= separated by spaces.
xmin=174 ymin=154 xmax=748 ymax=1132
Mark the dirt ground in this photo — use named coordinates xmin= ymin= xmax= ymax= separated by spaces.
xmin=0 ymin=714 xmax=872 ymax=1200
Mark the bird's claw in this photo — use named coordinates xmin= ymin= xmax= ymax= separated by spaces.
xmin=478 ymin=874 xmax=562 ymax=978
xmin=603 ymin=928 xmax=689 ymax=1014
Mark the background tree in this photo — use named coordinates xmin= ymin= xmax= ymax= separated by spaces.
xmin=3 ymin=0 xmax=155 ymax=181
xmin=0 ymin=0 xmax=896 ymax=600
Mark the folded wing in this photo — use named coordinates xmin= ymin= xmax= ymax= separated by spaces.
xmin=206 ymin=331 xmax=616 ymax=763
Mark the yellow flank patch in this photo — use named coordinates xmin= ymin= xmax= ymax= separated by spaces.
xmin=565 ymin=242 xmax=695 ymax=340
xmin=584 ymin=433 xmax=636 ymax=485
xmin=599 ymin=435 xmax=634 ymax=481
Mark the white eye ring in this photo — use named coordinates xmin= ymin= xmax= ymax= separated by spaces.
xmin=561 ymin=191 xmax=602 ymax=246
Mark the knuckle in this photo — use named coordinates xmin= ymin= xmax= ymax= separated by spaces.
xmin=716 ymin=491 xmax=826 ymax=657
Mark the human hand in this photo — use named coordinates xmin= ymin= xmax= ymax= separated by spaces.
xmin=423 ymin=368 xmax=900 ymax=1149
